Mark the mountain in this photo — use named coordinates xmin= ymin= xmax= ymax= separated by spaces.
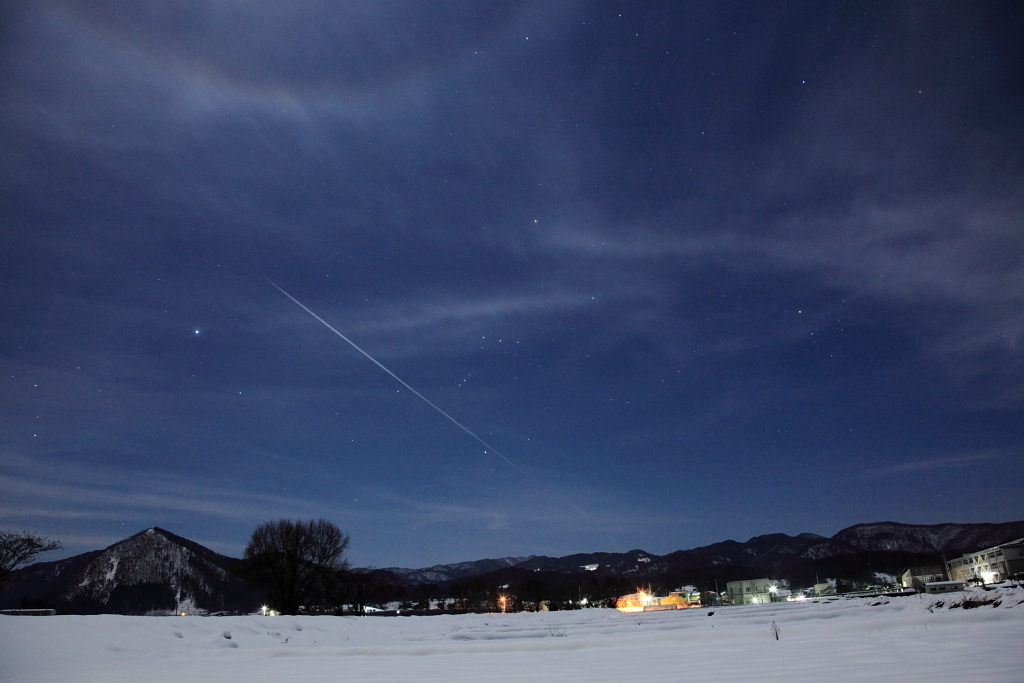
xmin=1 ymin=527 xmax=258 ymax=614
xmin=385 ymin=556 xmax=534 ymax=584
xmin=5 ymin=520 xmax=1022 ymax=613
xmin=0 ymin=548 xmax=102 ymax=609
xmin=386 ymin=521 xmax=1024 ymax=586
xmin=659 ymin=532 xmax=830 ymax=573
xmin=831 ymin=521 xmax=1024 ymax=555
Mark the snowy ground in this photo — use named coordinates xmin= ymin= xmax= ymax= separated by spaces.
xmin=3 ymin=585 xmax=1022 ymax=683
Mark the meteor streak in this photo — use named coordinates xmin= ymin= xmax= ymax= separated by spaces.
xmin=266 ymin=279 xmax=527 ymax=476
xmin=267 ymin=280 xmax=602 ymax=537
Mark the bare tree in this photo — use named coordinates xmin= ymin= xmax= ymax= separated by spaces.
xmin=0 ymin=531 xmax=61 ymax=587
xmin=237 ymin=519 xmax=350 ymax=615
xmin=342 ymin=567 xmax=385 ymax=615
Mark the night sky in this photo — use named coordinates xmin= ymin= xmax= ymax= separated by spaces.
xmin=2 ymin=1 xmax=1022 ymax=568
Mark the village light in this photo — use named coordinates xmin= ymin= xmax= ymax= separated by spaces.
xmin=499 ymin=595 xmax=508 ymax=613
xmin=261 ymin=605 xmax=268 ymax=616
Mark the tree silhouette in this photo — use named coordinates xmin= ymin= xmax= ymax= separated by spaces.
xmin=0 ymin=531 xmax=61 ymax=588
xmin=237 ymin=519 xmax=349 ymax=615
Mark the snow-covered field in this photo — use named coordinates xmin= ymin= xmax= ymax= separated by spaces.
xmin=3 ymin=585 xmax=1022 ymax=683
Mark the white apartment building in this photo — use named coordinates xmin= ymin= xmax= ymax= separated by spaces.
xmin=946 ymin=538 xmax=1024 ymax=584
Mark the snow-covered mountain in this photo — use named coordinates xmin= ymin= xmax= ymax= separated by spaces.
xmin=386 ymin=556 xmax=534 ymax=584
xmin=830 ymin=521 xmax=1024 ymax=555
xmin=2 ymin=527 xmax=258 ymax=614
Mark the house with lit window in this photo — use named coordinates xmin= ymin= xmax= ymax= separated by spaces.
xmin=945 ymin=538 xmax=1024 ymax=584
xmin=726 ymin=579 xmax=778 ymax=605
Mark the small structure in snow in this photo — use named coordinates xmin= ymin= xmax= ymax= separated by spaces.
xmin=0 ymin=609 xmax=56 ymax=616
xmin=923 ymin=580 xmax=967 ymax=594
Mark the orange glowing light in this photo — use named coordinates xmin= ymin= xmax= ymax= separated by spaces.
xmin=615 ymin=589 xmax=700 ymax=612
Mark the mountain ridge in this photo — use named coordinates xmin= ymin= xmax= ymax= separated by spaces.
xmin=383 ymin=520 xmax=1024 ymax=584
xmin=4 ymin=520 xmax=1022 ymax=613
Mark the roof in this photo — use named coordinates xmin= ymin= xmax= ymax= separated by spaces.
xmin=951 ymin=537 xmax=1024 ymax=560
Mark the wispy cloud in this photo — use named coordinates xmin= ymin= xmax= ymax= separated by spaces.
xmin=0 ymin=450 xmax=353 ymax=526
xmin=535 ymin=191 xmax=1024 ymax=407
xmin=368 ymin=480 xmax=690 ymax=540
xmin=371 ymin=490 xmax=512 ymax=530
xmin=855 ymin=451 xmax=1007 ymax=480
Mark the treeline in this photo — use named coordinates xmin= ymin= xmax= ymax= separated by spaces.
xmin=359 ymin=552 xmax=951 ymax=612
xmin=376 ymin=570 xmax=642 ymax=612
xmin=234 ymin=519 xmax=652 ymax=614
xmin=236 ymin=519 xmax=951 ymax=615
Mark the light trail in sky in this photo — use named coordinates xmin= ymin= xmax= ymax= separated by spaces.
xmin=266 ymin=279 xmax=528 ymax=476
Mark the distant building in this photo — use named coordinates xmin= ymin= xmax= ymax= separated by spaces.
xmin=726 ymin=579 xmax=775 ymax=605
xmin=946 ymin=538 xmax=1024 ymax=584
xmin=899 ymin=566 xmax=947 ymax=590
xmin=923 ymin=580 xmax=966 ymax=594
xmin=812 ymin=582 xmax=836 ymax=596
